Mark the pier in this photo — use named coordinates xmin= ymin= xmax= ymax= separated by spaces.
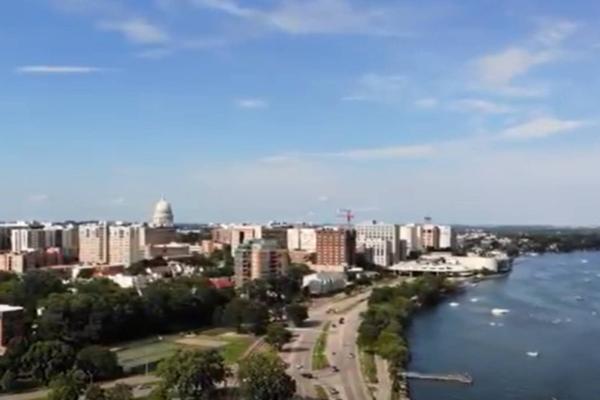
xmin=402 ymin=371 xmax=473 ymax=385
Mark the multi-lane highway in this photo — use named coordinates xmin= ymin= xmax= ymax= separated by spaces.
xmin=283 ymin=291 xmax=374 ymax=400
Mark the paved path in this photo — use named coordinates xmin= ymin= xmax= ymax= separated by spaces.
xmin=0 ymin=374 xmax=160 ymax=400
xmin=375 ymin=356 xmax=392 ymax=400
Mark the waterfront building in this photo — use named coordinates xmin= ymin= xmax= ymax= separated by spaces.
xmin=78 ymin=222 xmax=109 ymax=264
xmin=389 ymin=252 xmax=512 ymax=277
xmin=421 ymin=224 xmax=440 ymax=249
xmin=234 ymin=239 xmax=288 ymax=287
xmin=438 ymin=225 xmax=456 ymax=250
xmin=315 ymin=228 xmax=356 ymax=271
xmin=287 ymin=228 xmax=317 ymax=252
xmin=0 ymin=305 xmax=24 ymax=355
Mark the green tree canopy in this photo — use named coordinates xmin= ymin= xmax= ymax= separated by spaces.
xmin=264 ymin=323 xmax=293 ymax=351
xmin=157 ymin=349 xmax=229 ymax=399
xmin=238 ymin=352 xmax=296 ymax=400
xmin=22 ymin=340 xmax=75 ymax=384
xmin=76 ymin=345 xmax=122 ymax=381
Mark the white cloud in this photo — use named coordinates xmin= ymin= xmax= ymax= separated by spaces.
xmin=501 ymin=117 xmax=586 ymax=140
xmin=266 ymin=144 xmax=435 ymax=162
xmin=16 ymin=65 xmax=103 ymax=75
xmin=99 ymin=18 xmax=169 ymax=44
xmin=475 ymin=47 xmax=557 ymax=88
xmin=330 ymin=144 xmax=434 ymax=160
xmin=534 ymin=19 xmax=578 ymax=47
xmin=414 ymin=98 xmax=438 ymax=108
xmin=27 ymin=194 xmax=49 ymax=203
xmin=109 ymin=197 xmax=126 ymax=206
xmin=235 ymin=98 xmax=269 ymax=109
xmin=451 ymin=98 xmax=513 ymax=114
xmin=190 ymin=0 xmax=406 ymax=36
xmin=343 ymin=73 xmax=406 ymax=103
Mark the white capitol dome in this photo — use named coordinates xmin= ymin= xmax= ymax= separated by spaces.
xmin=152 ymin=197 xmax=174 ymax=227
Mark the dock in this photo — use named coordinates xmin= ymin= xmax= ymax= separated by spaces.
xmin=402 ymin=371 xmax=473 ymax=385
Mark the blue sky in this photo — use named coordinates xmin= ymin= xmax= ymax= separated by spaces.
xmin=1 ymin=0 xmax=600 ymax=225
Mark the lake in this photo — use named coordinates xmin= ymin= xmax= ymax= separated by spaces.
xmin=408 ymin=251 xmax=600 ymax=400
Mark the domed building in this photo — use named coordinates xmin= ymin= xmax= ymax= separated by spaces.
xmin=152 ymin=197 xmax=174 ymax=227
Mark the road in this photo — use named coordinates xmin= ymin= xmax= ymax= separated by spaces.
xmin=283 ymin=291 xmax=373 ymax=400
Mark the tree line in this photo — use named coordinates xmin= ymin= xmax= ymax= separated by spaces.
xmin=357 ymin=275 xmax=457 ymax=397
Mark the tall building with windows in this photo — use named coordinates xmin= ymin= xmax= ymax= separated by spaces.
xmin=78 ymin=222 xmax=109 ymax=264
xmin=315 ymin=228 xmax=356 ymax=270
xmin=11 ymin=227 xmax=46 ymax=252
xmin=109 ymin=224 xmax=143 ymax=267
xmin=287 ymin=228 xmax=317 ymax=252
xmin=421 ymin=224 xmax=441 ymax=249
xmin=438 ymin=225 xmax=456 ymax=249
xmin=355 ymin=221 xmax=403 ymax=267
xmin=234 ymin=239 xmax=289 ymax=287
xmin=400 ymin=224 xmax=422 ymax=256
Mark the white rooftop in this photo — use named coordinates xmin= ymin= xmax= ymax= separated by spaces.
xmin=0 ymin=305 xmax=24 ymax=313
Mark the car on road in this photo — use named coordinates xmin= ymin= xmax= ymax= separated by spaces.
xmin=296 ymin=363 xmax=303 ymax=370
xmin=331 ymin=365 xmax=339 ymax=372
xmin=328 ymin=387 xmax=340 ymax=395
xmin=339 ymin=317 xmax=345 ymax=324
xmin=300 ymin=372 xmax=314 ymax=379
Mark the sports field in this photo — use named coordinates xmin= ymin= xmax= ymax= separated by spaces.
xmin=115 ymin=331 xmax=254 ymax=373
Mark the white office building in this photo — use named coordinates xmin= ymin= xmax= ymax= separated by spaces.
xmin=355 ymin=221 xmax=402 ymax=267
xmin=78 ymin=222 xmax=109 ymax=265
xmin=11 ymin=228 xmax=46 ymax=252
xmin=400 ymin=224 xmax=421 ymax=256
xmin=438 ymin=225 xmax=456 ymax=249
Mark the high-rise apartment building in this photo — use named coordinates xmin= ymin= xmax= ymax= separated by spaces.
xmin=438 ymin=225 xmax=456 ymax=249
xmin=78 ymin=222 xmax=109 ymax=264
xmin=11 ymin=228 xmax=46 ymax=252
xmin=315 ymin=228 xmax=356 ymax=269
xmin=421 ymin=224 xmax=440 ymax=249
xmin=109 ymin=224 xmax=143 ymax=267
xmin=234 ymin=239 xmax=288 ymax=287
xmin=355 ymin=221 xmax=403 ymax=266
xmin=287 ymin=228 xmax=317 ymax=252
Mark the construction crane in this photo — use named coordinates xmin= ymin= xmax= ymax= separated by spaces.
xmin=337 ymin=209 xmax=355 ymax=227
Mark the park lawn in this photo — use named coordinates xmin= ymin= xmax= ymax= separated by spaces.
xmin=219 ymin=335 xmax=255 ymax=364
xmin=314 ymin=385 xmax=329 ymax=400
xmin=359 ymin=350 xmax=378 ymax=384
xmin=311 ymin=322 xmax=331 ymax=370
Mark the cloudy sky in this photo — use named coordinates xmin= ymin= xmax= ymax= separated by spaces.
xmin=1 ymin=0 xmax=600 ymax=225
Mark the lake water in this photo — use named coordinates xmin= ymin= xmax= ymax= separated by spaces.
xmin=408 ymin=251 xmax=600 ymax=400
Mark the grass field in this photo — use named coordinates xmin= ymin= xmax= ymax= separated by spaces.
xmin=311 ymin=322 xmax=330 ymax=370
xmin=359 ymin=350 xmax=378 ymax=384
xmin=115 ymin=330 xmax=255 ymax=373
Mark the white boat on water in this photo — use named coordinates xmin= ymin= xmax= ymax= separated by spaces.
xmin=526 ymin=351 xmax=539 ymax=358
xmin=449 ymin=302 xmax=460 ymax=307
xmin=581 ymin=259 xmax=589 ymax=264
xmin=470 ymin=297 xmax=479 ymax=303
xmin=491 ymin=308 xmax=510 ymax=316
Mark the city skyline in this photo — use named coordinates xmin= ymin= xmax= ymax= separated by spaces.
xmin=2 ymin=0 xmax=600 ymax=225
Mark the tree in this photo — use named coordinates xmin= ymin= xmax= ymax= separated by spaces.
xmin=238 ymin=352 xmax=296 ymax=400
xmin=106 ymin=383 xmax=133 ymax=400
xmin=76 ymin=346 xmax=122 ymax=381
xmin=222 ymin=298 xmax=269 ymax=335
xmin=47 ymin=370 xmax=87 ymax=400
xmin=84 ymin=384 xmax=107 ymax=400
xmin=285 ymin=303 xmax=308 ymax=327
xmin=265 ymin=323 xmax=293 ymax=351
xmin=157 ymin=349 xmax=229 ymax=399
xmin=0 ymin=370 xmax=17 ymax=392
xmin=22 ymin=340 xmax=75 ymax=384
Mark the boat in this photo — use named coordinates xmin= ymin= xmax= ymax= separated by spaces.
xmin=491 ymin=308 xmax=510 ymax=316
xmin=581 ymin=259 xmax=589 ymax=264
xmin=526 ymin=351 xmax=539 ymax=358
xmin=575 ymin=296 xmax=584 ymax=302
xmin=470 ymin=297 xmax=479 ymax=303
xmin=449 ymin=302 xmax=460 ymax=307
